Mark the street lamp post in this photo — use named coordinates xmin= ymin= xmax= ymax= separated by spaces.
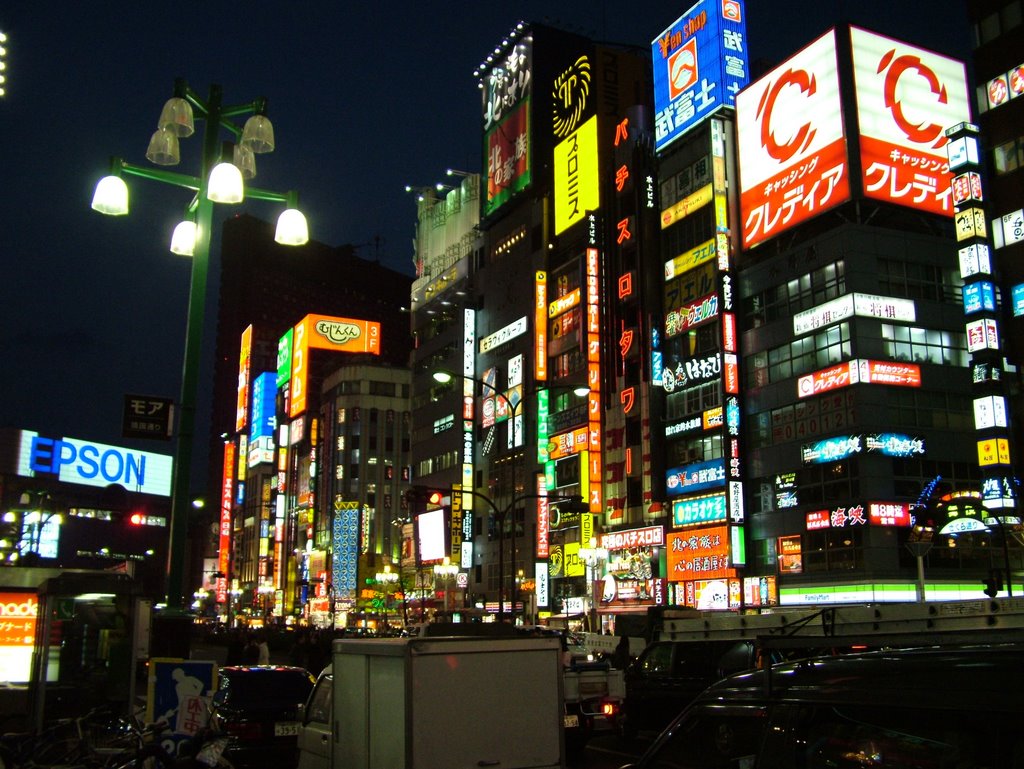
xmin=432 ymin=370 xmax=588 ymax=624
xmin=257 ymin=583 xmax=274 ymax=626
xmin=375 ymin=563 xmax=400 ymax=629
xmin=433 ymin=556 xmax=459 ymax=618
xmin=579 ymin=537 xmax=608 ymax=633
xmin=92 ymin=80 xmax=309 ymax=615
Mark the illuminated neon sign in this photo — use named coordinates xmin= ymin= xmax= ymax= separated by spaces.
xmin=22 ymin=431 xmax=172 ymax=496
xmin=801 ymin=435 xmax=862 ymax=464
xmin=666 ymin=459 xmax=726 ymax=496
xmin=737 ymin=29 xmax=849 ymax=249
xmin=667 ymin=525 xmax=731 ymax=580
xmin=672 ymin=492 xmax=727 ymax=526
xmin=851 ymin=27 xmax=969 ymax=217
xmin=651 ymin=0 xmax=749 ymax=152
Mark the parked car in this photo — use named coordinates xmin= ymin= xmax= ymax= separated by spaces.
xmin=623 ymin=643 xmax=1024 ymax=768
xmin=210 ymin=665 xmax=316 ymax=769
xmin=620 ymin=639 xmax=760 ymax=739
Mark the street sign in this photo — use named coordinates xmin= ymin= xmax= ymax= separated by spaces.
xmin=123 ymin=394 xmax=174 ymax=440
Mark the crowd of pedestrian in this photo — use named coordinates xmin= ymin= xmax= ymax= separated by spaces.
xmin=221 ymin=627 xmax=331 ymax=673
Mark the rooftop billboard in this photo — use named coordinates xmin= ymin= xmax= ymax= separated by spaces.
xmin=288 ymin=313 xmax=381 ymax=418
xmin=737 ymin=29 xmax=850 ymax=250
xmin=482 ymin=30 xmax=533 ymax=217
xmin=850 ymin=26 xmax=970 ymax=216
xmin=652 ymin=0 xmax=749 ymax=152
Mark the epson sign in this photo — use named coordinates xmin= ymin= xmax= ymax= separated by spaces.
xmin=19 ymin=431 xmax=173 ymax=496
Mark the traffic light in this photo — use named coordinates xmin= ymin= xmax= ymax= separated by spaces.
xmin=128 ymin=511 xmax=146 ymax=526
xmin=404 ymin=485 xmax=446 ymax=510
xmin=982 ymin=570 xmax=1003 ymax=598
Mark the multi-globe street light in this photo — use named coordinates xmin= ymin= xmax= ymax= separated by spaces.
xmin=92 ymin=79 xmax=309 ymax=616
xmin=431 ymin=369 xmax=589 ymax=623
xmin=375 ymin=562 xmax=402 ymax=628
xmin=433 ymin=556 xmax=460 ymax=617
xmin=579 ymin=537 xmax=609 ymax=632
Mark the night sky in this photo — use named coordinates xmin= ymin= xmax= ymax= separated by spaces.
xmin=0 ymin=2 xmax=971 ymax=476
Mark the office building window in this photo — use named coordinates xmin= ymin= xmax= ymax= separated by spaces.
xmin=803 ymin=527 xmax=864 ymax=572
xmin=745 ymin=322 xmax=851 ymax=388
xmin=744 ymin=261 xmax=846 ymax=327
xmin=880 ymin=324 xmax=968 ymax=366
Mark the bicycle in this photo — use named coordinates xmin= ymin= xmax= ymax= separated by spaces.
xmin=0 ymin=709 xmax=108 ymax=769
xmin=97 ymin=714 xmax=234 ymax=769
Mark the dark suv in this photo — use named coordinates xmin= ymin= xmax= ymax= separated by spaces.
xmin=210 ymin=665 xmax=316 ymax=769
xmin=621 ymin=639 xmax=759 ymax=739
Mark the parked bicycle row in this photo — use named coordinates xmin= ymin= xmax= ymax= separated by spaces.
xmin=0 ymin=703 xmax=234 ymax=769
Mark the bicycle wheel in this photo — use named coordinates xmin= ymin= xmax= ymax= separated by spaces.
xmin=31 ymin=736 xmax=88 ymax=766
xmin=108 ymin=747 xmax=168 ymax=769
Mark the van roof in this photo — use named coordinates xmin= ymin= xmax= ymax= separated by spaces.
xmin=700 ymin=643 xmax=1024 ymax=711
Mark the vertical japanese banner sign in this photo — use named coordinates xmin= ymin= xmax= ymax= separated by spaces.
xmin=236 ymin=324 xmax=252 ymax=433
xmin=217 ymin=442 xmax=235 ymax=604
xmin=536 ymin=474 xmax=550 ymax=559
xmin=586 ymin=247 xmax=603 ymax=514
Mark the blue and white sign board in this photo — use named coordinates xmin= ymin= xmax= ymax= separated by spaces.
xmin=666 ymin=458 xmax=726 ymax=496
xmin=652 ymin=0 xmax=749 ymax=152
xmin=963 ymin=281 xmax=997 ymax=315
xmin=1012 ymin=284 xmax=1024 ymax=317
xmin=18 ymin=430 xmax=173 ymax=496
xmin=249 ymin=371 xmax=277 ymax=440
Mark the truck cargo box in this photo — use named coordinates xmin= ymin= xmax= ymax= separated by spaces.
xmin=329 ymin=635 xmax=564 ymax=769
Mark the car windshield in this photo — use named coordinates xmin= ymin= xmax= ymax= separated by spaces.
xmin=221 ymin=670 xmax=313 ymax=705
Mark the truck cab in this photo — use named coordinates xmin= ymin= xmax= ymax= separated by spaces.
xmin=296 ymin=664 xmax=332 ymax=769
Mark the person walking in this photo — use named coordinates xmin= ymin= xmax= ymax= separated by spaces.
xmin=256 ymin=632 xmax=270 ymax=665
xmin=240 ymin=633 xmax=260 ymax=665
xmin=289 ymin=632 xmax=311 ymax=669
xmin=225 ymin=629 xmax=245 ymax=666
xmin=611 ymin=634 xmax=633 ymax=669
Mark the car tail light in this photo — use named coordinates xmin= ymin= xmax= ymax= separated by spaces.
xmin=225 ymin=721 xmax=264 ymax=740
xmin=602 ymin=701 xmax=617 ymax=717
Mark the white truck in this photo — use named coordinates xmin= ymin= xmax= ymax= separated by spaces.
xmin=296 ymin=635 xmax=565 ymax=769
xmin=562 ymin=658 xmax=625 ymax=753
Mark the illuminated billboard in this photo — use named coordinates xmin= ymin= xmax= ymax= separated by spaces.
xmin=797 ymin=359 xmax=921 ymax=398
xmin=19 ymin=430 xmax=173 ymax=496
xmin=793 ymin=292 xmax=915 ymax=335
xmin=850 ymin=27 xmax=969 ymax=216
xmin=672 ymin=492 xmax=727 ymax=527
xmin=249 ymin=372 xmax=277 ymax=440
xmin=482 ymin=32 xmax=533 ymax=217
xmin=236 ymin=325 xmax=252 ymax=433
xmin=0 ymin=592 xmax=37 ymax=683
xmin=288 ymin=313 xmax=381 ymax=418
xmin=554 ymin=115 xmax=599 ymax=235
xmin=651 ymin=0 xmax=749 ymax=152
xmin=667 ymin=525 xmax=732 ymax=581
xmin=666 ymin=459 xmax=726 ymax=496
xmin=484 ymin=100 xmax=531 ymax=217
xmin=737 ymin=29 xmax=850 ymax=249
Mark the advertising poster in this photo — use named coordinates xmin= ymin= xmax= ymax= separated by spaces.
xmin=851 ymin=27 xmax=970 ymax=216
xmin=737 ymin=30 xmax=850 ymax=249
xmin=147 ymin=659 xmax=217 ymax=755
